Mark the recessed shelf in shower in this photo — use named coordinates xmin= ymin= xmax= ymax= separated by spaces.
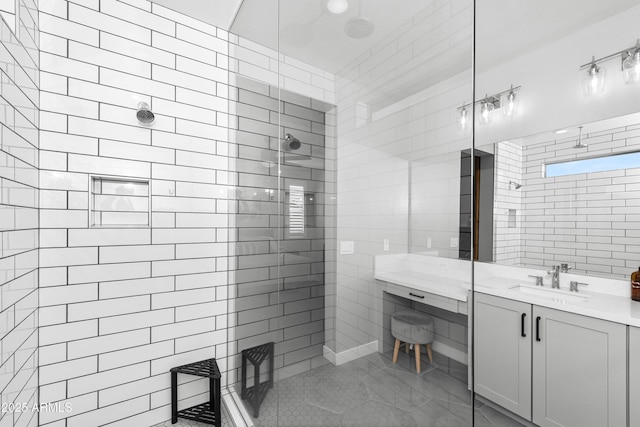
xmin=89 ymin=175 xmax=151 ymax=228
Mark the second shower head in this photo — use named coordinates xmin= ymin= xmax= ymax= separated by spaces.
xmin=284 ymin=133 xmax=301 ymax=150
xmin=509 ymin=181 xmax=522 ymax=189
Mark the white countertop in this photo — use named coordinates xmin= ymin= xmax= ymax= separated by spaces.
xmin=475 ymin=277 xmax=640 ymax=328
xmin=374 ymin=253 xmax=640 ymax=328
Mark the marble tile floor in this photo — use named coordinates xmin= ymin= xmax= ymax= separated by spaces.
xmin=237 ymin=351 xmax=525 ymax=427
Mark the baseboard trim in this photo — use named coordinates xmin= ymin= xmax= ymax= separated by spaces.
xmin=432 ymin=340 xmax=467 ymax=366
xmin=323 ymin=340 xmax=378 ymax=366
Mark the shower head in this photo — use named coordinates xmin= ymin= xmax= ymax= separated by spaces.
xmin=344 ymin=0 xmax=374 ymax=39
xmin=573 ymin=126 xmax=587 ymax=148
xmin=509 ymin=181 xmax=522 ymax=189
xmin=136 ymin=102 xmax=155 ymax=124
xmin=345 ymin=17 xmax=374 ymax=38
xmin=284 ymin=133 xmax=301 ymax=150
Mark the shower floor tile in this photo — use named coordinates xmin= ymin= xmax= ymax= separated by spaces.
xmin=237 ymin=351 xmax=525 ymax=427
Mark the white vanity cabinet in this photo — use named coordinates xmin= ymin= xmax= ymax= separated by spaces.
xmin=474 ymin=293 xmax=627 ymax=427
xmin=474 ymin=293 xmax=531 ymax=420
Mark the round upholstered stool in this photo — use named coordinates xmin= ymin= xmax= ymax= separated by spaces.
xmin=391 ymin=310 xmax=434 ymax=373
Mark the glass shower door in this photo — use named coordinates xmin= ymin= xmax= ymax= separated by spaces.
xmin=275 ymin=0 xmax=476 ymax=425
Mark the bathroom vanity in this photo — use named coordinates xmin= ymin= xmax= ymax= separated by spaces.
xmin=375 ymin=253 xmax=640 ymax=427
xmin=474 ymin=267 xmax=640 ymax=427
xmin=475 ymin=293 xmax=625 ymax=427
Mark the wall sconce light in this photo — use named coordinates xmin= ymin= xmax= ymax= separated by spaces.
xmin=459 ymin=103 xmax=469 ymax=129
xmin=501 ymin=85 xmax=519 ymax=117
xmin=580 ymin=38 xmax=640 ymax=95
xmin=479 ymin=95 xmax=496 ymax=124
xmin=623 ymin=39 xmax=640 ymax=84
xmin=457 ymin=85 xmax=521 ymax=128
xmin=582 ymin=56 xmax=606 ymax=96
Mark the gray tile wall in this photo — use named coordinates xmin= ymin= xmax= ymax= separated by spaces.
xmin=231 ymin=76 xmax=333 ymax=381
xmin=0 ymin=1 xmax=39 ymax=427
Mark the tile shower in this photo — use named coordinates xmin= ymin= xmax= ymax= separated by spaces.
xmin=1 ymin=0 xmax=340 ymax=426
xmin=3 ymin=0 xmax=477 ymax=425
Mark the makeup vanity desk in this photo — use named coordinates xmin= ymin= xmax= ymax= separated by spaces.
xmin=374 ymin=270 xmax=469 ymax=315
xmin=374 ymin=254 xmax=471 ymax=315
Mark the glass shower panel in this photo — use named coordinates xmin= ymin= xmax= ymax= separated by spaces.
xmin=227 ymin=0 xmax=285 ymax=424
xmin=276 ymin=0 xmax=474 ymax=425
xmin=473 ymin=2 xmax=640 ymax=427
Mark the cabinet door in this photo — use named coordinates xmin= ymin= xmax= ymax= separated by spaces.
xmin=474 ymin=293 xmax=532 ymax=420
xmin=532 ymin=306 xmax=626 ymax=427
xmin=630 ymin=326 xmax=640 ymax=427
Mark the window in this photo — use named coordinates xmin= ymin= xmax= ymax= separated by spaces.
xmin=545 ymin=151 xmax=640 ymax=177
xmin=288 ymin=185 xmax=305 ymax=235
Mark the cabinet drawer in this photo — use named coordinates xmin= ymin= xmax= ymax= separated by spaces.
xmin=385 ymin=281 xmax=459 ymax=312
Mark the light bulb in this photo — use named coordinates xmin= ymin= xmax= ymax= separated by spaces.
xmin=583 ymin=57 xmax=605 ymax=96
xmin=479 ymin=97 xmax=494 ymax=124
xmin=327 ymin=0 xmax=348 ymax=14
xmin=459 ymin=105 xmax=468 ymax=129
xmin=623 ymin=41 xmax=640 ymax=84
xmin=501 ymin=86 xmax=518 ymax=117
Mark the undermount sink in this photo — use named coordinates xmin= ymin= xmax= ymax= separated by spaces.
xmin=509 ymin=284 xmax=591 ymax=304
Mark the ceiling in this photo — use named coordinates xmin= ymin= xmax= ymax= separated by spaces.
xmin=149 ymin=0 xmax=243 ymax=30
xmin=150 ymin=0 xmax=640 ymax=75
xmin=232 ymin=0 xmax=433 ymax=73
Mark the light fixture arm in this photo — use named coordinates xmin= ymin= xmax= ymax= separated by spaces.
xmin=580 ymin=39 xmax=640 ymax=71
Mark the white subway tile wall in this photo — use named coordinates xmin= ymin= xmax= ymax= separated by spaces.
xmin=0 ymin=1 xmax=39 ymax=427
xmin=520 ymin=123 xmax=640 ymax=278
xmin=35 ymin=1 xmax=339 ymax=426
xmin=493 ymin=141 xmax=523 ymax=264
xmin=38 ymin=1 xmax=233 ymax=425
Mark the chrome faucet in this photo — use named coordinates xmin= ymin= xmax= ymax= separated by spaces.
xmin=528 ymin=275 xmax=544 ymax=286
xmin=547 ymin=265 xmax=560 ymax=289
xmin=570 ymin=281 xmax=589 ymax=292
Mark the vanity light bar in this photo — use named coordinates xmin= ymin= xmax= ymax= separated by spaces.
xmin=457 ymin=85 xmax=521 ymax=128
xmin=579 ymin=39 xmax=640 ymax=71
xmin=580 ymin=38 xmax=640 ymax=94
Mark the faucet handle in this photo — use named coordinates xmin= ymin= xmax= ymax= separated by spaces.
xmin=547 ymin=265 xmax=559 ymax=274
xmin=528 ymin=275 xmax=544 ymax=286
xmin=561 ymin=263 xmax=572 ymax=273
xmin=569 ymin=281 xmax=588 ymax=292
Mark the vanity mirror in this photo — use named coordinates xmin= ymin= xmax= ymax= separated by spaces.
xmin=475 ymin=111 xmax=640 ymax=280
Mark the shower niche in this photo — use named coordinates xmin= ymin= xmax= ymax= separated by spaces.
xmin=89 ymin=175 xmax=150 ymax=227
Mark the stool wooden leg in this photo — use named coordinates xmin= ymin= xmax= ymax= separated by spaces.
xmin=427 ymin=343 xmax=433 ymax=364
xmin=415 ymin=344 xmax=421 ymax=373
xmin=392 ymin=339 xmax=401 ymax=364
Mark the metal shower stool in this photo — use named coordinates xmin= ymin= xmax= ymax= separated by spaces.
xmin=241 ymin=342 xmax=274 ymax=417
xmin=170 ymin=358 xmax=221 ymax=426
